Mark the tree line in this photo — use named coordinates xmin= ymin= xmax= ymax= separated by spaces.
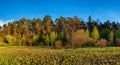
xmin=0 ymin=15 xmax=120 ymax=48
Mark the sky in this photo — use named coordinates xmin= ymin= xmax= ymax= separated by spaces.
xmin=0 ymin=0 xmax=120 ymax=26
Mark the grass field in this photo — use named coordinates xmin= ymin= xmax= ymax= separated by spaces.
xmin=0 ymin=46 xmax=120 ymax=65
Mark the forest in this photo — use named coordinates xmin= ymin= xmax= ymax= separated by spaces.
xmin=0 ymin=15 xmax=120 ymax=48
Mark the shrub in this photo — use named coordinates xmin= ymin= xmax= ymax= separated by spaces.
xmin=5 ymin=35 xmax=14 ymax=45
xmin=115 ymin=39 xmax=120 ymax=46
xmin=72 ymin=29 xmax=87 ymax=47
xmin=99 ymin=39 xmax=108 ymax=47
xmin=16 ymin=39 xmax=22 ymax=46
xmin=100 ymin=28 xmax=110 ymax=41
xmin=0 ymin=36 xmax=4 ymax=42
xmin=0 ymin=36 xmax=4 ymax=46
xmin=67 ymin=41 xmax=72 ymax=48
xmin=55 ymin=40 xmax=62 ymax=49
xmin=94 ymin=41 xmax=100 ymax=46
xmin=27 ymin=38 xmax=33 ymax=46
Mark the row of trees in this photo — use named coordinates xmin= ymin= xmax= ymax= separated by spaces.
xmin=0 ymin=15 xmax=120 ymax=48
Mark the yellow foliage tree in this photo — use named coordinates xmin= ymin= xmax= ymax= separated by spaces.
xmin=85 ymin=29 xmax=90 ymax=40
xmin=50 ymin=31 xmax=57 ymax=46
xmin=92 ymin=26 xmax=99 ymax=40
xmin=33 ymin=34 xmax=39 ymax=45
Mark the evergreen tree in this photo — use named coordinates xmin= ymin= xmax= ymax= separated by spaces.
xmin=100 ymin=28 xmax=110 ymax=41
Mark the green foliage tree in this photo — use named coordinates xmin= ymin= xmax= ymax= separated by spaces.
xmin=114 ymin=30 xmax=120 ymax=39
xmin=85 ymin=29 xmax=90 ymax=39
xmin=85 ymin=29 xmax=95 ymax=46
xmin=114 ymin=30 xmax=120 ymax=45
xmin=87 ymin=16 xmax=94 ymax=32
xmin=44 ymin=34 xmax=50 ymax=46
xmin=57 ymin=32 xmax=65 ymax=41
xmin=55 ymin=17 xmax=66 ymax=33
xmin=100 ymin=28 xmax=110 ymax=41
xmin=33 ymin=35 xmax=39 ymax=45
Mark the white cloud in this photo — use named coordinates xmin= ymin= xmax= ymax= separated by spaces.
xmin=0 ymin=19 xmax=14 ymax=26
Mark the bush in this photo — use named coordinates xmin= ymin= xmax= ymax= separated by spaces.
xmin=5 ymin=35 xmax=14 ymax=45
xmin=115 ymin=39 xmax=120 ymax=46
xmin=85 ymin=38 xmax=95 ymax=46
xmin=99 ymin=39 xmax=108 ymax=47
xmin=0 ymin=42 xmax=5 ymax=46
xmin=16 ymin=39 xmax=22 ymax=46
xmin=72 ymin=29 xmax=87 ymax=47
xmin=27 ymin=38 xmax=33 ymax=46
xmin=55 ymin=40 xmax=62 ymax=49
xmin=67 ymin=41 xmax=72 ymax=48
xmin=0 ymin=36 xmax=4 ymax=42
xmin=94 ymin=41 xmax=100 ymax=46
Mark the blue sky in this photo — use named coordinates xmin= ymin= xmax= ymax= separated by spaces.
xmin=0 ymin=0 xmax=120 ymax=25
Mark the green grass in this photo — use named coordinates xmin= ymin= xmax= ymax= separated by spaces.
xmin=0 ymin=46 xmax=120 ymax=65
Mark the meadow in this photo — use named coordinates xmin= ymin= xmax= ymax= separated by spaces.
xmin=0 ymin=46 xmax=120 ymax=65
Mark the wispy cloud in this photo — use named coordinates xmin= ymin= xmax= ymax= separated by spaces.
xmin=0 ymin=19 xmax=14 ymax=26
